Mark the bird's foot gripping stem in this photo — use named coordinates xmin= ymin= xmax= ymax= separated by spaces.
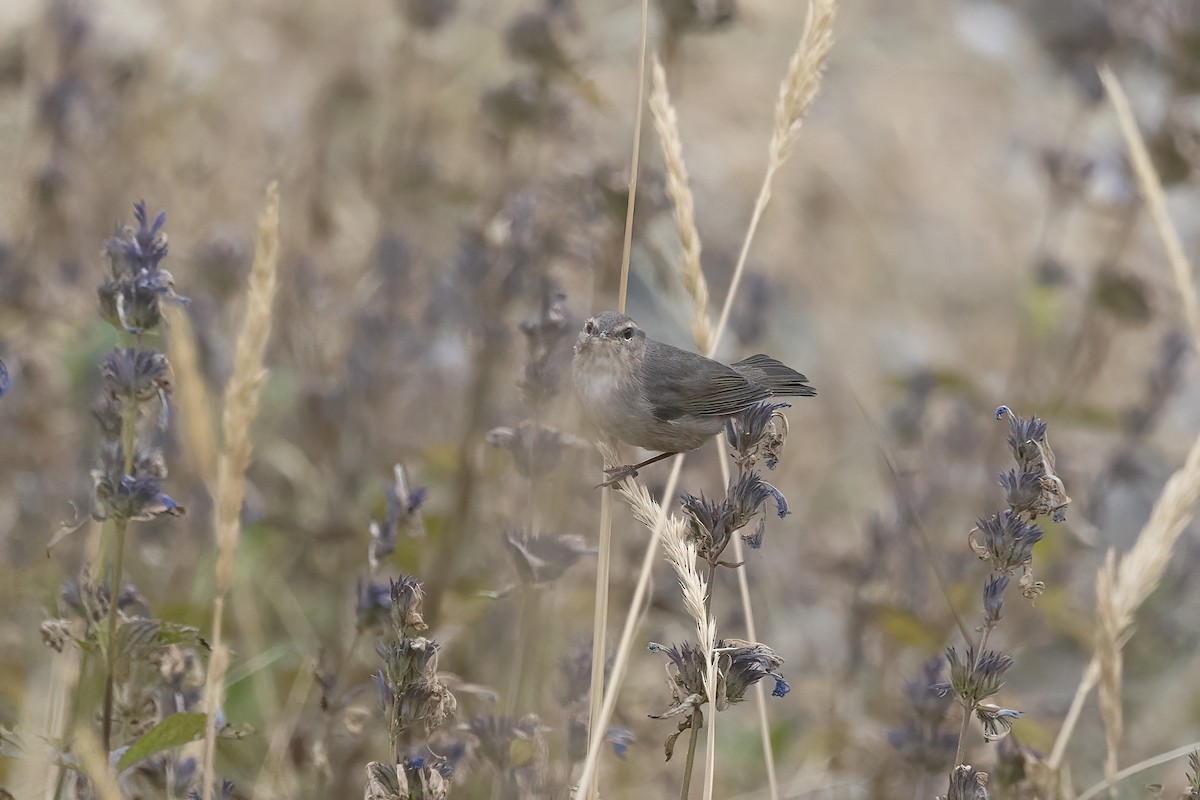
xmin=597 ymin=464 xmax=639 ymax=489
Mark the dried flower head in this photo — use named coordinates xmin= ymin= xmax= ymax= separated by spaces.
xmin=945 ymin=647 xmax=1013 ymax=708
xmin=717 ymin=638 xmax=789 ymax=709
xmin=943 ymin=764 xmax=989 ymax=800
xmin=364 ymin=756 xmax=451 ymax=800
xmin=102 ymin=348 xmax=172 ymax=404
xmin=727 ymin=471 xmax=788 ymax=550
xmin=1186 ymin=750 xmax=1199 ymax=798
xmin=503 ymin=530 xmax=594 ymax=585
xmin=376 ymin=636 xmax=457 ymax=737
xmin=369 ymin=465 xmax=427 ymax=570
xmin=969 ymin=511 xmax=1044 ymax=598
xmin=995 ymin=405 xmax=1070 ymax=522
xmin=647 ymin=641 xmax=708 ymax=718
xmin=389 ymin=575 xmax=428 ymax=635
xmin=982 ymin=574 xmax=1009 ymax=628
xmin=91 ymin=463 xmax=183 ymax=522
xmin=975 ymin=703 xmax=1021 ymax=742
xmin=98 ymin=202 xmax=186 ymax=334
xmin=725 ymin=401 xmax=790 ymax=470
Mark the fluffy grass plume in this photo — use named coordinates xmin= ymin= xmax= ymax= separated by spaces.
xmin=201 ymin=182 xmax=282 ymax=797
xmin=713 ymin=0 xmax=837 ymax=350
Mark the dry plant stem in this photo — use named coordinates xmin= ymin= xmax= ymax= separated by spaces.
xmin=1096 ymin=551 xmax=1122 ymax=794
xmin=577 ymin=457 xmax=684 ymax=798
xmin=1050 ymin=68 xmax=1200 ymax=772
xmin=1076 ymin=739 xmax=1200 ymax=800
xmin=584 ymin=0 xmax=647 ymax=792
xmin=718 ymin=452 xmax=779 ymax=800
xmin=616 ymin=0 xmax=649 ymax=316
xmin=74 ymin=727 xmax=122 ymax=800
xmin=1100 ymin=66 xmax=1200 ymax=345
xmin=201 ymin=182 xmax=281 ymax=800
xmin=712 ymin=0 xmax=836 ymax=348
xmin=586 ymin=478 xmax=614 ymax=781
xmin=681 ymin=712 xmax=702 ymax=800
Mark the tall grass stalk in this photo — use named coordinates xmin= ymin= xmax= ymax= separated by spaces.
xmin=73 ymin=726 xmax=122 ymax=800
xmin=585 ymin=0 xmax=649 ymax=794
xmin=201 ymin=182 xmax=281 ymax=799
xmin=579 ymin=2 xmax=836 ymax=794
xmin=1048 ymin=66 xmax=1200 ymax=773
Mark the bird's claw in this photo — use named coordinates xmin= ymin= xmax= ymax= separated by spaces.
xmin=596 ymin=464 xmax=639 ymax=489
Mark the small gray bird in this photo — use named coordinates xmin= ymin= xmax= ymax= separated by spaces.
xmin=572 ymin=311 xmax=815 ymax=485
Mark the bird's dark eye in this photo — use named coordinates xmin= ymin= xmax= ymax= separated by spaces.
xmin=622 ymin=328 xmax=634 ymax=340
xmin=584 ymin=321 xmax=595 ymax=335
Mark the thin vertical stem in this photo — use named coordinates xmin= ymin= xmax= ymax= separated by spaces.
xmin=680 ymin=712 xmax=702 ymax=800
xmin=101 ymin=518 xmax=127 ymax=753
xmin=616 ymin=0 xmax=650 ymax=316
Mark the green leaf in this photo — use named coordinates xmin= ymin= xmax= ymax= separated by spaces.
xmin=117 ymin=713 xmax=207 ymax=771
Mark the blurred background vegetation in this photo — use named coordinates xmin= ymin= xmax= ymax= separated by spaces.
xmin=2 ymin=0 xmax=1200 ymax=796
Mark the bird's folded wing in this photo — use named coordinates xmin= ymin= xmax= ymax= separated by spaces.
xmin=644 ymin=341 xmax=771 ymax=420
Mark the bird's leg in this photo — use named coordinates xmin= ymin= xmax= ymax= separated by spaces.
xmin=598 ymin=451 xmax=678 ymax=488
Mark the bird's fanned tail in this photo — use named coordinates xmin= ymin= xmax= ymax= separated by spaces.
xmin=732 ymin=354 xmax=817 ymax=397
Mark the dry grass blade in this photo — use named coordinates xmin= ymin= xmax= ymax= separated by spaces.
xmin=577 ymin=456 xmax=685 ymax=798
xmin=1099 ymin=66 xmax=1200 ymax=348
xmin=649 ymin=55 xmax=713 ymax=355
xmin=1096 ymin=549 xmax=1122 ymax=795
xmin=712 ymin=0 xmax=837 ymax=353
xmin=201 ymin=181 xmax=282 ymax=799
xmin=73 ymin=726 xmax=122 ymax=800
xmin=1051 ymin=427 xmax=1200 ymax=768
xmin=1051 ymin=67 xmax=1200 ymax=770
